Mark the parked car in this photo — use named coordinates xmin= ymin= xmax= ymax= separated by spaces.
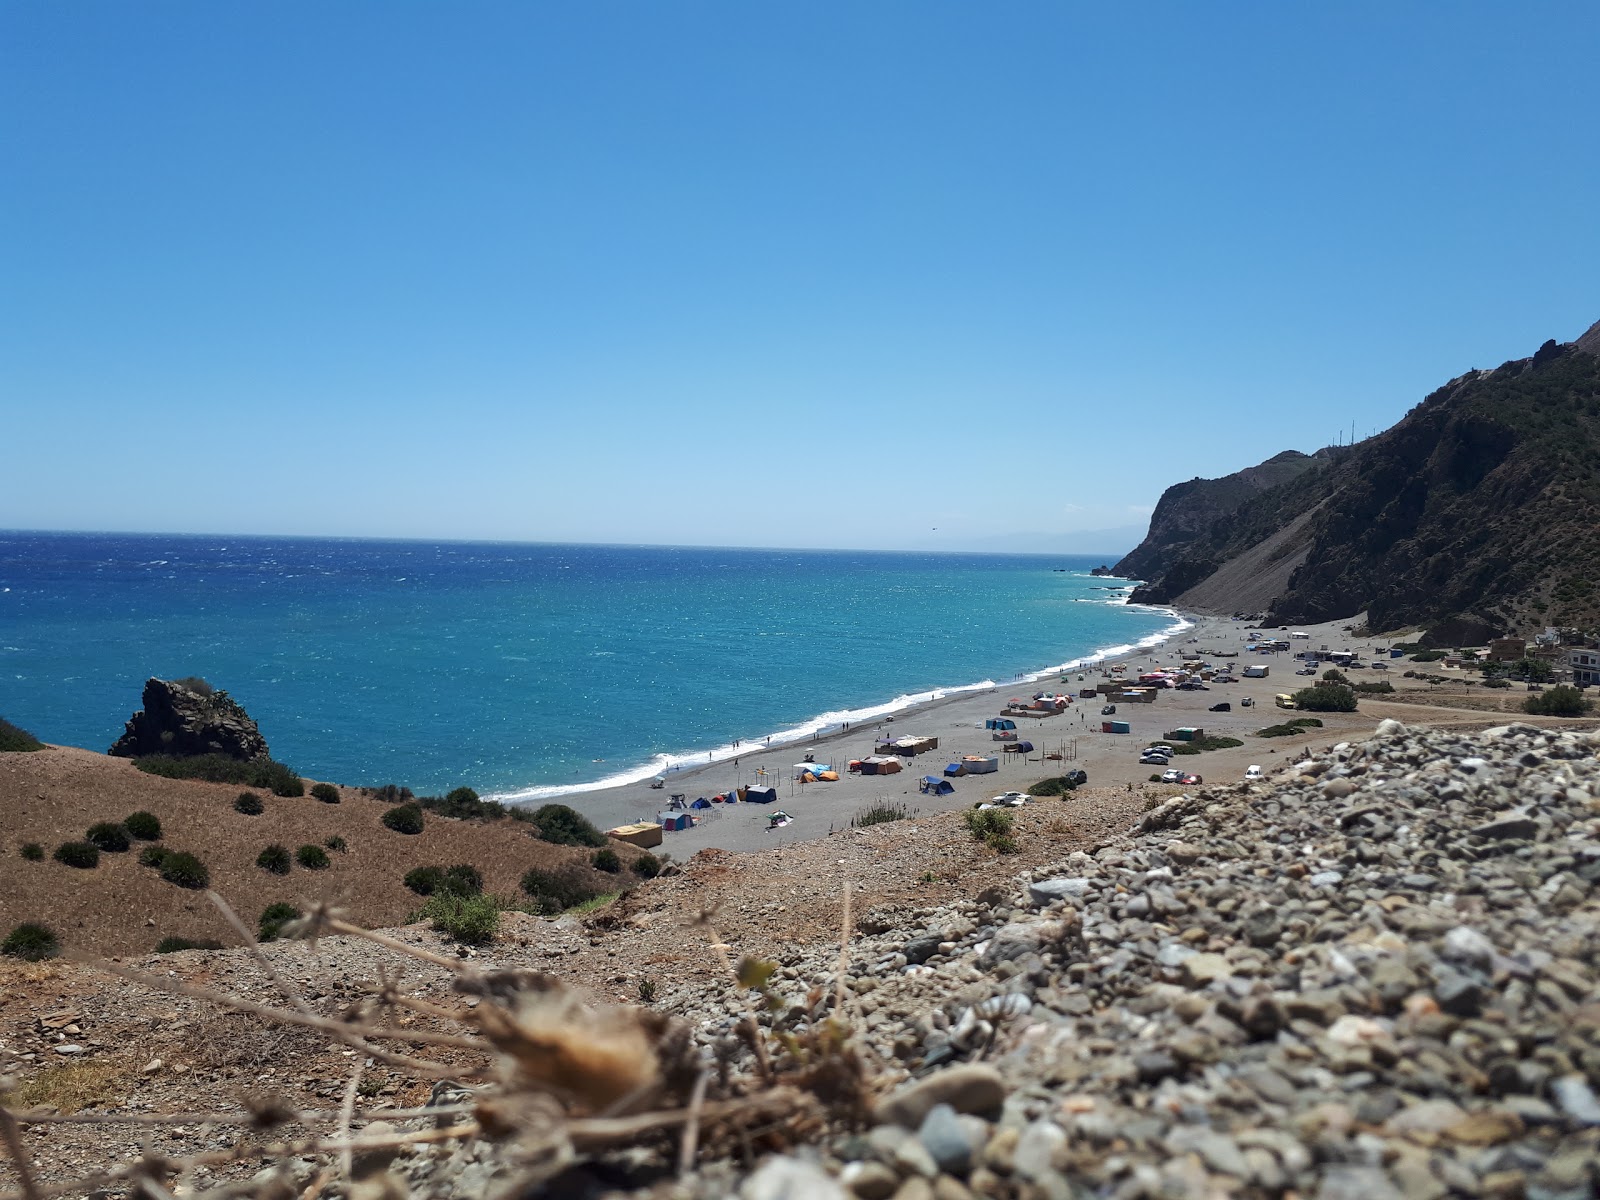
xmin=1101 ymin=704 xmax=1116 ymax=715
xmin=1371 ymin=662 xmax=1388 ymax=671
xmin=1160 ymin=768 xmax=1185 ymax=783
xmin=1240 ymin=696 xmax=1254 ymax=707
xmin=1181 ymin=773 xmax=1203 ymax=785
xmin=1146 ymin=744 xmax=1175 ymax=755
xmin=1208 ymin=701 xmax=1231 ymax=712
xmin=1140 ymin=753 xmax=1171 ymax=766
xmin=1245 ymin=765 xmax=1264 ymax=779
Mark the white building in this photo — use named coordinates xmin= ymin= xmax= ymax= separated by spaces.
xmin=1572 ymin=649 xmax=1600 ymax=686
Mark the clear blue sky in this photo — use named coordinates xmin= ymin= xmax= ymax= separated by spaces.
xmin=4 ymin=3 xmax=1597 ymax=553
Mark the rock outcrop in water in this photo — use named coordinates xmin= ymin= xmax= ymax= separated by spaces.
xmin=108 ymin=677 xmax=269 ymax=760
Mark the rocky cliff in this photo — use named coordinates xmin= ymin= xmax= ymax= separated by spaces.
xmin=1124 ymin=321 xmax=1600 ymax=634
xmin=108 ymin=677 xmax=270 ymax=760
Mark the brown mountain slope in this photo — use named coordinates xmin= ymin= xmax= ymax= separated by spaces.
xmin=1127 ymin=323 xmax=1600 ymax=633
xmin=0 ymin=746 xmax=628 ymax=958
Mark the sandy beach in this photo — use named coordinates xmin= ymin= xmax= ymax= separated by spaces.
xmin=555 ymin=609 xmax=1428 ymax=853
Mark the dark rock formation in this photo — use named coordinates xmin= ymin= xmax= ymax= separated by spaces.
xmin=1117 ymin=319 xmax=1600 ymax=634
xmin=108 ymin=678 xmax=269 ymax=760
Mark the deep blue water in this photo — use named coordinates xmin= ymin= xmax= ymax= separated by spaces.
xmin=0 ymin=533 xmax=1176 ymax=797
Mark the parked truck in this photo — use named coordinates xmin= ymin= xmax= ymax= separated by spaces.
xmin=1243 ymin=664 xmax=1269 ymax=678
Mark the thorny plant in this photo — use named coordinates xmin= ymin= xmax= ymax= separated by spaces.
xmin=0 ymin=884 xmax=875 ymax=1200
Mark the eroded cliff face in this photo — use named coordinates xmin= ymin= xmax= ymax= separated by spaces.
xmin=108 ymin=677 xmax=269 ymax=760
xmin=1119 ymin=323 xmax=1600 ymax=634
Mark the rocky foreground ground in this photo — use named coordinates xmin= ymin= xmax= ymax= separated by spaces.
xmin=5 ymin=719 xmax=1600 ymax=1200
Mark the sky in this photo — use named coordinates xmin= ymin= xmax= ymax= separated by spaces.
xmin=4 ymin=3 xmax=1598 ymax=554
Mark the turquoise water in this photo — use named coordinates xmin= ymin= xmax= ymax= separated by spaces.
xmin=0 ymin=533 xmax=1176 ymax=797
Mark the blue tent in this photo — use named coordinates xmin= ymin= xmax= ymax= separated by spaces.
xmin=943 ymin=762 xmax=965 ymax=776
xmin=985 ymin=718 xmax=1017 ymax=731
xmin=690 ymin=797 xmax=712 ymax=809
xmin=1004 ymin=740 xmax=1035 ymax=753
xmin=744 ymin=786 xmax=778 ymax=804
xmin=919 ymin=776 xmax=955 ymax=795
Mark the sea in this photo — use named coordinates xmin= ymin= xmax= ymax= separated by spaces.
xmin=0 ymin=532 xmax=1182 ymax=800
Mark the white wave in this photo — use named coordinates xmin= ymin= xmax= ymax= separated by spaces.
xmin=486 ymin=605 xmax=1195 ymax=807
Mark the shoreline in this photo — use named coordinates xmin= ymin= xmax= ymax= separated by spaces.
xmin=483 ymin=590 xmax=1188 ymax=805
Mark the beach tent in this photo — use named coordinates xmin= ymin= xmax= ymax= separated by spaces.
xmin=859 ymin=755 xmax=903 ymax=775
xmin=744 ymin=786 xmax=778 ymax=804
xmin=943 ymin=762 xmax=966 ymax=777
xmin=985 ymin=718 xmax=1017 ymax=731
xmin=659 ymin=812 xmax=690 ymax=831
xmin=816 ymin=770 xmax=839 ymax=781
xmin=919 ymin=776 xmax=955 ymax=795
xmin=690 ymin=797 xmax=712 ymax=809
xmin=1003 ymin=740 xmax=1034 ymax=754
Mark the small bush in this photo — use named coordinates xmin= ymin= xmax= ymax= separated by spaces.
xmin=54 ymin=841 xmax=100 ymax=869
xmin=139 ymin=845 xmax=171 ymax=868
xmin=1291 ymin=684 xmax=1358 ymax=713
xmin=404 ymin=865 xmax=446 ymax=895
xmin=1321 ymin=669 xmax=1351 ymax=685
xmin=422 ymin=892 xmax=500 ymax=945
xmin=1483 ymin=677 xmax=1511 ymax=689
xmin=592 ymin=848 xmax=622 ymax=873
xmin=852 ymin=800 xmax=915 ymax=827
xmin=1524 ymin=685 xmax=1593 ymax=717
xmin=234 ymin=792 xmax=264 ymax=815
xmin=444 ymin=864 xmax=483 ymax=895
xmin=638 ymin=978 xmax=658 ymax=1003
xmin=529 ymin=803 xmax=606 ymax=847
xmin=310 ymin=782 xmax=340 ymax=804
xmin=1409 ymin=650 xmax=1447 ymax=662
xmin=19 ymin=843 xmax=44 ymax=862
xmin=417 ymin=786 xmax=508 ymax=821
xmin=155 ymin=936 xmax=222 ymax=954
xmin=1149 ymin=773 xmax=1164 ymax=782
xmin=0 ymin=717 xmax=45 ymax=753
xmin=134 ymin=753 xmax=304 ymax=796
xmin=1167 ymin=735 xmax=1245 ymax=756
xmin=382 ymin=803 xmax=425 ymax=835
xmin=1354 ymin=680 xmax=1395 ymax=694
xmin=324 ymin=835 xmax=347 ymax=852
xmin=633 ymin=853 xmax=661 ymax=878
xmin=159 ymin=851 xmax=210 ymax=889
xmin=258 ymin=902 xmax=300 ymax=942
xmin=370 ymin=783 xmax=414 ymax=805
xmin=520 ymin=864 xmax=605 ymax=913
xmin=85 ymin=822 xmax=131 ymax=853
xmin=962 ymin=808 xmax=1018 ymax=853
xmin=124 ymin=811 xmax=162 ymax=840
xmin=295 ymin=844 xmax=330 ymax=869
xmin=257 ymin=845 xmax=292 ymax=874
xmin=2 ymin=923 xmax=59 ymax=961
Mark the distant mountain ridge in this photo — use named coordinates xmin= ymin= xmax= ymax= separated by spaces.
xmin=1118 ymin=319 xmax=1600 ymax=634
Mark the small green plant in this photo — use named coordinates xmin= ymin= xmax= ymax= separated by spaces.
xmin=851 ymin=800 xmax=915 ymax=827
xmin=155 ymin=936 xmax=222 ymax=954
xmin=638 ymin=978 xmax=658 ymax=1003
xmin=1320 ymin=669 xmax=1351 ymax=685
xmin=19 ymin=843 xmax=44 ymax=862
xmin=520 ymin=864 xmax=605 ymax=913
xmin=234 ymin=792 xmax=264 ymax=815
xmin=592 ymin=848 xmax=622 ymax=873
xmin=962 ymin=807 xmax=1018 ymax=853
xmin=421 ymin=892 xmax=500 ymax=945
xmin=382 ymin=803 xmax=425 ymax=835
xmin=295 ymin=844 xmax=330 ymax=870
xmin=443 ymin=864 xmax=483 ymax=895
xmin=2 ymin=923 xmax=59 ymax=961
xmin=310 ymin=782 xmax=340 ymax=804
xmin=257 ymin=844 xmax=292 ymax=874
xmin=919 ymin=870 xmax=938 ymax=883
xmin=632 ymin=853 xmax=661 ymax=878
xmin=324 ymin=835 xmax=347 ymax=852
xmin=84 ymin=822 xmax=131 ymax=853
xmin=123 ymin=811 xmax=162 ymax=840
xmin=1168 ymin=735 xmax=1246 ymax=756
xmin=54 ymin=841 xmax=100 ymax=869
xmin=258 ymin=902 xmax=300 ymax=942
xmin=1149 ymin=773 xmax=1164 ymax=782
xmin=1524 ymin=685 xmax=1593 ymax=717
xmin=134 ymin=754 xmax=303 ymax=796
xmin=159 ymin=851 xmax=209 ymax=889
xmin=529 ymin=803 xmax=606 ymax=847
xmin=1409 ymin=649 xmax=1447 ymax=663
xmin=139 ymin=845 xmax=170 ymax=868
xmin=1354 ymin=680 xmax=1395 ymax=694
xmin=0 ymin=717 xmax=45 ymax=753
xmin=404 ymin=866 xmax=446 ymax=895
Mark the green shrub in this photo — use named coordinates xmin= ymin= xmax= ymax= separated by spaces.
xmin=310 ymin=782 xmax=340 ymax=804
xmin=404 ymin=866 xmax=446 ymax=895
xmin=382 ymin=803 xmax=425 ymax=835
xmin=1354 ymin=680 xmax=1395 ymax=694
xmin=1524 ymin=685 xmax=1593 ymax=717
xmin=324 ymin=835 xmax=347 ymax=852
xmin=370 ymin=784 xmax=414 ymax=805
xmin=159 ymin=851 xmax=209 ymax=889
xmin=1169 ymin=735 xmax=1246 ymax=756
xmin=134 ymin=754 xmax=304 ymax=797
xmin=633 ymin=852 xmax=661 ymax=878
xmin=0 ymin=718 xmax=45 ymax=753
xmin=85 ymin=822 xmax=131 ymax=853
xmin=592 ymin=848 xmax=622 ymax=873
xmin=1292 ymin=684 xmax=1358 ymax=713
xmin=851 ymin=800 xmax=915 ymax=826
xmin=443 ymin=864 xmax=483 ymax=895
xmin=1409 ymin=650 xmax=1447 ymax=662
xmin=54 ymin=841 xmax=100 ymax=869
xmin=19 ymin=843 xmax=44 ymax=862
xmin=1149 ymin=773 xmax=1164 ymax=782
xmin=2 ymin=923 xmax=59 ymax=961
xmin=1321 ymin=669 xmax=1351 ymax=685
xmin=258 ymin=902 xmax=300 ymax=942
xmin=1483 ymin=677 xmax=1511 ymax=689
xmin=422 ymin=892 xmax=500 ymax=945
xmin=124 ymin=811 xmax=162 ymax=840
xmin=1288 ymin=717 xmax=1323 ymax=728
xmin=962 ymin=808 xmax=1018 ymax=853
xmin=520 ymin=864 xmax=605 ymax=913
xmin=529 ymin=803 xmax=605 ymax=847
xmin=1257 ymin=724 xmax=1301 ymax=737
xmin=234 ymin=792 xmax=264 ymax=815
xmin=417 ymin=786 xmax=508 ymax=821
xmin=295 ymin=844 xmax=330 ymax=870
xmin=155 ymin=936 xmax=222 ymax=954
xmin=256 ymin=845 xmax=292 ymax=874
xmin=139 ymin=845 xmax=170 ymax=868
